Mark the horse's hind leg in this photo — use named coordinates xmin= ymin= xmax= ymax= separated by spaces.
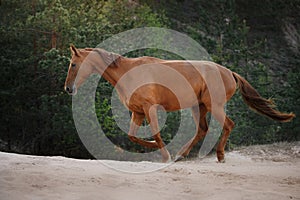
xmin=175 ymin=104 xmax=208 ymax=161
xmin=216 ymin=116 xmax=234 ymax=162
xmin=128 ymin=112 xmax=159 ymax=149
xmin=211 ymin=107 xmax=235 ymax=163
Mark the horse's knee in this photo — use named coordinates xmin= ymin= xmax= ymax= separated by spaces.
xmin=228 ymin=119 xmax=235 ymax=129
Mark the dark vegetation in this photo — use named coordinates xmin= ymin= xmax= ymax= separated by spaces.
xmin=0 ymin=0 xmax=299 ymax=159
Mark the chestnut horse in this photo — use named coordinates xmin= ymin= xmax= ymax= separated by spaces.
xmin=64 ymin=45 xmax=295 ymax=163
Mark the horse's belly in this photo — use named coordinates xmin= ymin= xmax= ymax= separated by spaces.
xmin=122 ymin=84 xmax=200 ymax=112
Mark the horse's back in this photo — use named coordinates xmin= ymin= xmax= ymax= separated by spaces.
xmin=163 ymin=60 xmax=237 ymax=106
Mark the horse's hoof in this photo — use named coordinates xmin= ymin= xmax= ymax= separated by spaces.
xmin=217 ymin=158 xmax=226 ymax=163
xmin=174 ymin=155 xmax=184 ymax=162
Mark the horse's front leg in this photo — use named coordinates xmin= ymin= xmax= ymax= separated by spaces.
xmin=143 ymin=104 xmax=171 ymax=163
xmin=128 ymin=112 xmax=159 ymax=149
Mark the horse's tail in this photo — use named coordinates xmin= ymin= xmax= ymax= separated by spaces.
xmin=232 ymin=72 xmax=295 ymax=122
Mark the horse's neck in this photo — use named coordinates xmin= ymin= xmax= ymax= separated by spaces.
xmin=99 ymin=57 xmax=132 ymax=87
xmin=101 ymin=69 xmax=118 ymax=86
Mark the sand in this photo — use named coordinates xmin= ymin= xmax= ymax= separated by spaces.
xmin=0 ymin=142 xmax=299 ymax=200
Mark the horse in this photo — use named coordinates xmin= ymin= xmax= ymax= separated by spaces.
xmin=64 ymin=45 xmax=295 ymax=163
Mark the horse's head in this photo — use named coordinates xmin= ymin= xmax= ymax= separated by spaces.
xmin=64 ymin=45 xmax=122 ymax=95
xmin=64 ymin=45 xmax=92 ymax=95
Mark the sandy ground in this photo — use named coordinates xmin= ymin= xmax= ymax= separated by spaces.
xmin=0 ymin=142 xmax=299 ymax=200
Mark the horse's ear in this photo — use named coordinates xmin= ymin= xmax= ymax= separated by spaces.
xmin=70 ymin=44 xmax=80 ymax=57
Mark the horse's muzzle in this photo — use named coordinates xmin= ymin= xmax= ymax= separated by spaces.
xmin=65 ymin=85 xmax=77 ymax=95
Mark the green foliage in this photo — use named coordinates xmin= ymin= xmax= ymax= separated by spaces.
xmin=0 ymin=0 xmax=168 ymax=157
xmin=0 ymin=0 xmax=298 ymax=158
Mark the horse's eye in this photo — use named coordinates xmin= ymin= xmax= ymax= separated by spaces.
xmin=71 ymin=63 xmax=76 ymax=67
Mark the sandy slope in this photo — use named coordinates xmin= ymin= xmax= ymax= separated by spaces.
xmin=0 ymin=143 xmax=299 ymax=200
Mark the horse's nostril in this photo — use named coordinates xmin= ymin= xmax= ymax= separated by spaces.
xmin=66 ymin=86 xmax=72 ymax=93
